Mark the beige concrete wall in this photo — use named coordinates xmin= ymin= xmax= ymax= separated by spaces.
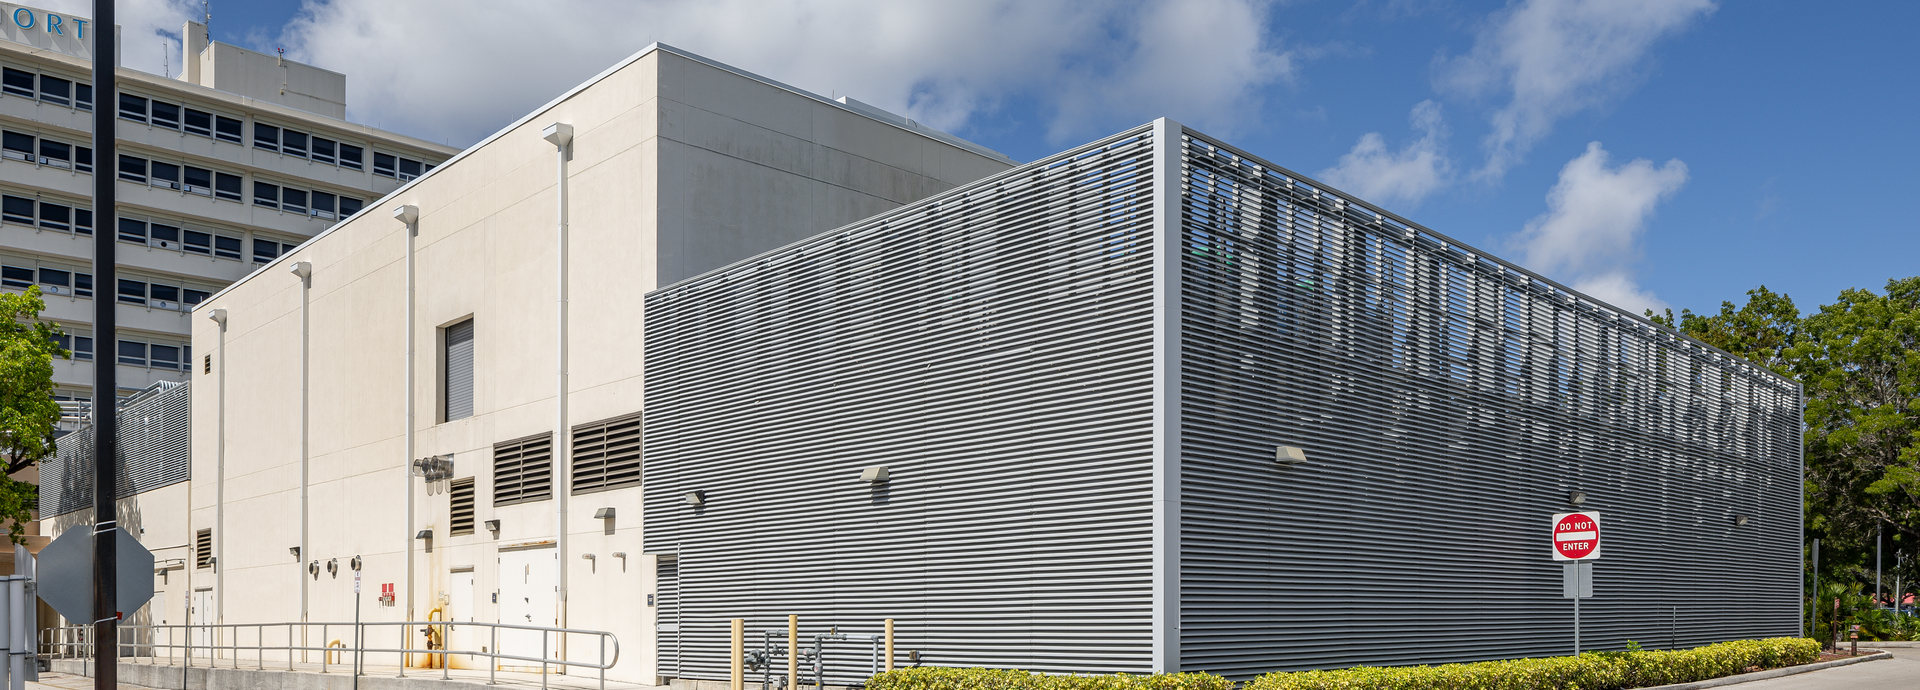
xmin=200 ymin=42 xmax=349 ymax=119
xmin=178 ymin=45 xmax=1012 ymax=684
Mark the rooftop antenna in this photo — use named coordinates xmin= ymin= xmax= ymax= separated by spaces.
xmin=204 ymin=1 xmax=211 ymax=42
xmin=163 ymin=42 xmax=168 ymax=78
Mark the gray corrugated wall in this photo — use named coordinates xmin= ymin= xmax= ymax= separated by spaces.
xmin=643 ymin=126 xmax=1165 ymax=684
xmin=1173 ymin=130 xmax=1802 ymax=676
xmin=43 ymin=381 xmax=192 ymax=518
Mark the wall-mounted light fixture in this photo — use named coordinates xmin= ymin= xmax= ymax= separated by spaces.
xmin=594 ymin=507 xmax=615 ymax=520
xmin=860 ymin=467 xmax=890 ymax=483
xmin=1275 ymin=445 xmax=1308 ymax=464
xmin=684 ymin=491 xmax=705 ymax=506
xmin=484 ymin=519 xmax=500 ymax=533
xmin=415 ymin=529 xmax=433 ymax=540
xmin=1568 ymin=490 xmax=1587 ymax=507
xmin=1734 ymin=515 xmax=1750 ymax=527
xmin=289 ymin=546 xmax=301 ymax=560
xmin=581 ymin=553 xmax=596 ymax=561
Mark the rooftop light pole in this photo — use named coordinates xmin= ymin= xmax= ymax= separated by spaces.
xmin=89 ymin=2 xmax=121 ymax=689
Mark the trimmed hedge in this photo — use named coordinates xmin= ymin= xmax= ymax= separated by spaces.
xmin=865 ymin=668 xmax=1234 ymax=690
xmin=863 ymin=638 xmax=1819 ymax=690
xmin=1246 ymin=637 xmax=1821 ymax=690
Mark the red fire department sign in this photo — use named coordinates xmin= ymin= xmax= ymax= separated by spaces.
xmin=1552 ymin=511 xmax=1601 ymax=561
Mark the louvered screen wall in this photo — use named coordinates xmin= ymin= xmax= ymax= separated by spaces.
xmin=572 ymin=413 xmax=641 ymax=494
xmin=42 ymin=381 xmax=192 ymax=518
xmin=1174 ymin=130 xmax=1802 ymax=676
xmin=644 ymin=125 xmax=1164 ymax=684
xmin=493 ymin=433 xmax=552 ymax=506
xmin=449 ymin=477 xmax=476 ymax=536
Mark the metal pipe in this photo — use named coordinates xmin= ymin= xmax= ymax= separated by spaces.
xmin=541 ymin=123 xmax=575 ymax=659
xmin=393 ymin=204 xmax=419 ymax=648
xmin=290 ymin=262 xmax=313 ymax=650
xmin=89 ymin=1 xmax=122 ymax=686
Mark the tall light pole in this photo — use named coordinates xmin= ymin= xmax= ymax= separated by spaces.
xmin=88 ymin=2 xmax=120 ymax=688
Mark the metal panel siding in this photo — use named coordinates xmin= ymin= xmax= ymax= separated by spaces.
xmin=43 ymin=381 xmax=192 ymax=518
xmin=644 ymin=127 xmax=1163 ymax=683
xmin=1173 ymin=132 xmax=1802 ymax=676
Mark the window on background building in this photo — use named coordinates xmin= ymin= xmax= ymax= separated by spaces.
xmin=71 ymin=336 xmax=92 ymax=360
xmin=443 ymin=319 xmax=474 ymax=422
xmin=213 ymin=235 xmax=242 ymax=260
xmin=183 ymin=108 xmax=212 ymax=137
xmin=183 ymin=230 xmax=211 ymax=255
xmin=149 ymin=344 xmax=180 ymax=369
xmin=311 ymin=137 xmax=336 ymax=165
xmin=39 ymin=139 xmax=71 ymax=169
xmin=2 ymin=195 xmax=34 ymax=225
xmin=151 ymin=101 xmax=180 ymax=130
xmin=36 ymin=201 xmax=69 ymax=231
xmin=572 ymin=413 xmax=642 ymax=494
xmin=118 ymin=93 xmax=147 ymax=123
xmin=150 ymin=161 xmax=180 ymax=190
xmin=214 ymin=172 xmax=242 ymax=201
xmin=117 ymin=218 xmax=147 ymax=244
xmin=311 ymin=192 xmax=336 ymax=220
xmin=74 ymin=272 xmax=91 ymax=297
xmin=76 ymin=83 xmax=91 ymax=110
xmin=0 ymin=265 xmax=31 ymax=289
xmin=117 ymin=340 xmax=147 ymax=366
xmin=398 ymin=158 xmax=422 ymax=180
xmin=253 ymin=123 xmax=279 ymax=152
xmin=493 ymin=433 xmax=552 ymax=506
xmin=184 ymin=166 xmax=212 ymax=195
xmin=282 ymin=131 xmax=308 ymax=158
xmin=117 ymin=279 xmax=146 ymax=306
xmin=2 ymin=131 xmax=31 ymax=159
xmin=338 ymin=144 xmax=363 ymax=170
xmin=373 ymin=152 xmax=397 ymax=178
xmin=214 ymin=116 xmax=242 ymax=144
xmin=1 ymin=68 xmax=33 ymax=98
xmin=253 ymin=239 xmax=282 ymax=264
xmin=37 ymin=75 xmax=70 ymax=106
xmin=37 ymin=268 xmax=67 ymax=294
xmin=118 ymin=155 xmax=146 ymax=183
xmin=449 ymin=478 xmax=476 ymax=536
xmin=338 ymin=197 xmax=364 ymax=216
xmin=281 ymin=188 xmax=307 ymax=214
xmin=75 ymin=146 xmax=91 ymax=173
xmin=253 ymin=182 xmax=279 ymax=209
xmin=150 ymin=223 xmax=179 ymax=250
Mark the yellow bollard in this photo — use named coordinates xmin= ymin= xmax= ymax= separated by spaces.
xmin=731 ymin=618 xmax=744 ymax=690
xmin=884 ymin=619 xmax=895 ymax=672
xmin=788 ymin=615 xmax=799 ymax=690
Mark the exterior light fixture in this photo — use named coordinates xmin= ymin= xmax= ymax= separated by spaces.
xmin=483 ymin=520 xmax=500 ymax=532
xmin=581 ymin=553 xmax=596 ymax=561
xmin=1734 ymin=515 xmax=1750 ymax=526
xmin=684 ymin=491 xmax=706 ymax=506
xmin=594 ymin=507 xmax=615 ymax=520
xmin=1275 ymin=445 xmax=1308 ymax=464
xmin=289 ymin=546 xmax=301 ymax=560
xmin=415 ymin=529 xmax=432 ymax=540
xmin=1568 ymin=490 xmax=1587 ymax=506
xmin=861 ymin=467 xmax=890 ymax=483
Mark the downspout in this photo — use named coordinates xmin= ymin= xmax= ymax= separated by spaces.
xmin=541 ymin=122 xmax=574 ymax=646
xmin=204 ymin=308 xmax=225 ymax=653
xmin=290 ymin=261 xmax=313 ymax=642
xmin=394 ymin=205 xmax=421 ymax=632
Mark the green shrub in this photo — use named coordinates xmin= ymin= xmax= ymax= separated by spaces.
xmin=865 ymin=667 xmax=1235 ymax=690
xmin=1244 ymin=637 xmax=1820 ymax=690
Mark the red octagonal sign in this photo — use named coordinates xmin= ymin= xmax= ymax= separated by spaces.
xmin=1552 ymin=511 xmax=1601 ymax=561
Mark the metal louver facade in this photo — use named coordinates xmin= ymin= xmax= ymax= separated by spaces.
xmin=42 ymin=380 xmax=192 ymax=518
xmin=640 ymin=120 xmax=1801 ymax=682
xmin=572 ymin=412 xmax=642 ymax=494
xmin=492 ymin=432 xmax=553 ymax=506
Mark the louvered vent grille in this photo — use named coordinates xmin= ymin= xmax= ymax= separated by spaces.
xmin=572 ymin=413 xmax=641 ymax=494
xmin=449 ymin=477 xmax=476 ymax=536
xmin=644 ymin=125 xmax=1162 ymax=684
xmin=42 ymin=381 xmax=192 ymax=518
xmin=195 ymin=529 xmax=212 ymax=569
xmin=1175 ymin=131 xmax=1802 ymax=675
xmin=493 ymin=433 xmax=552 ymax=506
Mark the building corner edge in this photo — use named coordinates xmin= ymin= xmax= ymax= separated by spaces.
xmin=1149 ymin=117 xmax=1185 ymax=674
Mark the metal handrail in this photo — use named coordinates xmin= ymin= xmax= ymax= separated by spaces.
xmin=41 ymin=620 xmax=620 ymax=690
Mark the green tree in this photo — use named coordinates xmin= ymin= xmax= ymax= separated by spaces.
xmin=1789 ymin=277 xmax=1920 ymax=554
xmin=1647 ymin=285 xmax=1800 ymax=378
xmin=0 ymin=287 xmax=66 ymax=544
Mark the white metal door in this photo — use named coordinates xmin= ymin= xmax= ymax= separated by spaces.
xmin=448 ymin=569 xmax=475 ymax=666
xmin=495 ymin=548 xmax=555 ymax=669
xmin=190 ymin=589 xmax=214 ymax=655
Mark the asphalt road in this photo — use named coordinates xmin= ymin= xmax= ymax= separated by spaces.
xmin=1732 ymin=647 xmax=1920 ymax=690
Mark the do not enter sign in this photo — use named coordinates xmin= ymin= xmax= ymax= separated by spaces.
xmin=1552 ymin=511 xmax=1601 ymax=561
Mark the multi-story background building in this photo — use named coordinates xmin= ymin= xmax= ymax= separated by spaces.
xmin=2 ymin=4 xmax=456 ymax=409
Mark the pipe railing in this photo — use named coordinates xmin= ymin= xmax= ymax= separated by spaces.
xmin=41 ymin=620 xmax=619 ymax=690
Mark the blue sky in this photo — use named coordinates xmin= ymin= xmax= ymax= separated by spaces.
xmin=77 ymin=0 xmax=1920 ymax=318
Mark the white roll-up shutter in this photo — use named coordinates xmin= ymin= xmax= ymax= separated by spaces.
xmin=444 ymin=319 xmax=475 ymax=421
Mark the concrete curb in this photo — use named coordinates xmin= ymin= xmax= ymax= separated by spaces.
xmin=1635 ymin=650 xmax=1892 ymax=690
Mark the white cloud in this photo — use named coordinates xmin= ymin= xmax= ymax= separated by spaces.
xmin=1516 ymin=142 xmax=1686 ymax=315
xmin=35 ymin=0 xmax=198 ymax=77
xmin=1317 ymin=100 xmax=1450 ymax=207
xmin=266 ymin=0 xmax=1292 ymax=148
xmin=1438 ymin=0 xmax=1715 ymax=180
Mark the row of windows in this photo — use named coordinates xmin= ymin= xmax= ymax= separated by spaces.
xmin=118 ymin=338 xmax=192 ymax=370
xmin=48 ymin=334 xmax=92 ymax=360
xmin=2 ymin=130 xmax=92 ymax=172
xmin=1 ymin=195 xmax=93 ymax=233
xmin=116 ymin=218 xmax=243 ymax=260
xmin=1 ymin=66 xmax=91 ymax=109
xmin=254 ymin=123 xmax=364 ymax=170
xmin=374 ymin=152 xmax=434 ymax=181
xmin=118 ymin=153 xmax=245 ymax=201
xmin=0 ymin=264 xmax=91 ymax=297
xmin=118 ymin=93 xmax=243 ymax=144
xmin=116 ymin=277 xmax=213 ymax=311
xmin=254 ymin=180 xmax=364 ymax=219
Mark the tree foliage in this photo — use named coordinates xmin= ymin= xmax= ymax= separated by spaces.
xmin=0 ymin=287 xmax=66 ymax=544
xmin=1653 ymin=278 xmax=1920 ymax=606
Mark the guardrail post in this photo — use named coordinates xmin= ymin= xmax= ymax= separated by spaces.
xmin=730 ymin=619 xmax=744 ymax=690
xmin=885 ymin=619 xmax=894 ymax=672
xmin=788 ymin=615 xmax=798 ymax=690
xmin=489 ymin=625 xmax=496 ymax=686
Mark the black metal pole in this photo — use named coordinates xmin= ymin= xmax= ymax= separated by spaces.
xmin=89 ymin=2 xmax=120 ymax=690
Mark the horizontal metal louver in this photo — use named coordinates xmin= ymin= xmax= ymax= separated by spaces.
xmin=449 ymin=477 xmax=476 ymax=536
xmin=42 ymin=381 xmax=192 ymax=518
xmin=644 ymin=124 xmax=1163 ymax=684
xmin=492 ymin=432 xmax=552 ymax=506
xmin=195 ymin=528 xmax=212 ymax=569
xmin=571 ymin=412 xmax=641 ymax=494
xmin=1174 ymin=131 xmax=1802 ymax=676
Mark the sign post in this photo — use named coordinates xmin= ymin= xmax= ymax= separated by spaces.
xmin=1552 ymin=511 xmax=1601 ymax=656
